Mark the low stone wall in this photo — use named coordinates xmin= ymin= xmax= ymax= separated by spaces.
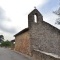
xmin=32 ymin=50 xmax=60 ymax=60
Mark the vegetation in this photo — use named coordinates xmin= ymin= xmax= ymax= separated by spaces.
xmin=0 ymin=35 xmax=4 ymax=42
xmin=0 ymin=35 xmax=14 ymax=48
xmin=0 ymin=40 xmax=11 ymax=47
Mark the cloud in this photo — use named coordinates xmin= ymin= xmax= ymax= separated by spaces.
xmin=0 ymin=24 xmax=16 ymax=33
xmin=0 ymin=0 xmax=48 ymax=40
xmin=42 ymin=8 xmax=60 ymax=30
xmin=0 ymin=0 xmax=48 ymax=29
xmin=37 ymin=0 xmax=60 ymax=30
xmin=0 ymin=7 xmax=16 ymax=34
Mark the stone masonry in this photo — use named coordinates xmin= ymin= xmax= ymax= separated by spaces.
xmin=28 ymin=9 xmax=60 ymax=60
xmin=14 ymin=8 xmax=60 ymax=60
xmin=32 ymin=50 xmax=60 ymax=60
xmin=15 ymin=28 xmax=31 ymax=56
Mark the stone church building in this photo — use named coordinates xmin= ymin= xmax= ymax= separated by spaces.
xmin=15 ymin=9 xmax=60 ymax=60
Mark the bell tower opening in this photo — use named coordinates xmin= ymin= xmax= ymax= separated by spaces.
xmin=34 ymin=14 xmax=37 ymax=23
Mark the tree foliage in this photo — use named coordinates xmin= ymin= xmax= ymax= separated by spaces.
xmin=55 ymin=18 xmax=60 ymax=24
xmin=53 ymin=7 xmax=60 ymax=25
xmin=1 ymin=40 xmax=11 ymax=47
xmin=0 ymin=35 xmax=4 ymax=42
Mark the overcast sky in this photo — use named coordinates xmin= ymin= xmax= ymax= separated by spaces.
xmin=0 ymin=0 xmax=59 ymax=40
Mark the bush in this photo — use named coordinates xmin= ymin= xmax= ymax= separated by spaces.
xmin=1 ymin=40 xmax=11 ymax=47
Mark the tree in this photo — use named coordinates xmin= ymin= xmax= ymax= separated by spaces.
xmin=53 ymin=0 xmax=60 ymax=25
xmin=1 ymin=40 xmax=11 ymax=47
xmin=53 ymin=7 xmax=60 ymax=24
xmin=0 ymin=35 xmax=4 ymax=42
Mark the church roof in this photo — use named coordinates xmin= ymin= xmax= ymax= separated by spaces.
xmin=28 ymin=8 xmax=43 ymax=17
xmin=14 ymin=28 xmax=29 ymax=37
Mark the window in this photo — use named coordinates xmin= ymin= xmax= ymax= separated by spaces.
xmin=34 ymin=14 xmax=37 ymax=23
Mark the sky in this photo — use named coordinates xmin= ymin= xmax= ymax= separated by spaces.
xmin=0 ymin=0 xmax=59 ymax=40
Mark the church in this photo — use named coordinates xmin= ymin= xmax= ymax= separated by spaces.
xmin=14 ymin=8 xmax=60 ymax=60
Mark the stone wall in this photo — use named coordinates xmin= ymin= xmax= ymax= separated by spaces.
xmin=32 ymin=50 xmax=60 ymax=60
xmin=15 ymin=31 xmax=31 ymax=55
xmin=11 ymin=43 xmax=15 ymax=50
xmin=28 ymin=9 xmax=60 ymax=56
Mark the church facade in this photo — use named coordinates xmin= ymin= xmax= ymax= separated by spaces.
xmin=15 ymin=8 xmax=60 ymax=60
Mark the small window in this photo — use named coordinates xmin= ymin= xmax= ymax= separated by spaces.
xmin=34 ymin=15 xmax=37 ymax=23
